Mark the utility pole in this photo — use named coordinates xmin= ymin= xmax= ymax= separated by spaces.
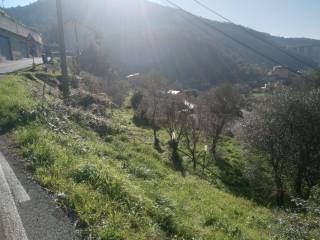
xmin=73 ymin=21 xmax=81 ymax=74
xmin=56 ymin=0 xmax=69 ymax=98
xmin=73 ymin=21 xmax=80 ymax=56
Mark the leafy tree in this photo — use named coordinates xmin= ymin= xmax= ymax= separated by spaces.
xmin=243 ymin=89 xmax=293 ymax=205
xmin=286 ymin=89 xmax=320 ymax=197
xmin=244 ymin=87 xmax=320 ymax=204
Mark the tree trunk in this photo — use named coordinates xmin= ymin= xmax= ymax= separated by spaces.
xmin=153 ymin=128 xmax=158 ymax=144
xmin=153 ymin=128 xmax=161 ymax=151
xmin=211 ymin=138 xmax=218 ymax=162
xmin=295 ymin=146 xmax=310 ymax=198
xmin=192 ymin=153 xmax=197 ymax=171
xmin=275 ymin=175 xmax=284 ymax=206
xmin=169 ymin=140 xmax=183 ymax=172
xmin=295 ymin=167 xmax=303 ymax=197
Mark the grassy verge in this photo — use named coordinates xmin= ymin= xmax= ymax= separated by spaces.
xmin=0 ymin=75 xmax=278 ymax=239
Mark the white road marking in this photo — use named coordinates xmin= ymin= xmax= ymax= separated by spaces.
xmin=0 ymin=152 xmax=30 ymax=203
xmin=0 ymin=163 xmax=29 ymax=240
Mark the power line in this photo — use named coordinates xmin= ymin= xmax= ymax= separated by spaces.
xmin=191 ymin=0 xmax=317 ymax=70
xmin=163 ymin=0 xmax=307 ymax=78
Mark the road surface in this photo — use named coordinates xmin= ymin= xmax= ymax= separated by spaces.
xmin=0 ymin=135 xmax=78 ymax=240
xmin=0 ymin=58 xmax=43 ymax=74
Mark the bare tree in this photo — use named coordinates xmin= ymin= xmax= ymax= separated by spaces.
xmin=159 ymin=94 xmax=187 ymax=171
xmin=200 ymin=83 xmax=243 ymax=161
xmin=133 ymin=72 xmax=168 ymax=149
xmin=183 ymin=114 xmax=201 ymax=170
xmin=181 ymin=99 xmax=204 ymax=170
xmin=106 ymin=80 xmax=129 ymax=107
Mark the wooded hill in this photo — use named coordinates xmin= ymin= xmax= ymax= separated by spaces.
xmin=6 ymin=0 xmax=319 ymax=88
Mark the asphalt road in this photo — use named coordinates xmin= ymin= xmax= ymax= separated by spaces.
xmin=0 ymin=58 xmax=43 ymax=74
xmin=0 ymin=135 xmax=78 ymax=240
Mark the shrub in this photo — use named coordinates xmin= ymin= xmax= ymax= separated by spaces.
xmin=29 ymin=141 xmax=57 ymax=168
xmin=130 ymin=91 xmax=143 ymax=110
xmin=273 ymin=196 xmax=320 ymax=240
xmin=72 ymin=164 xmax=100 ymax=185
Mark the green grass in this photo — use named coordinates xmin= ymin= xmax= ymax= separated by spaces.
xmin=0 ymin=75 xmax=39 ymax=129
xmin=0 ymin=75 xmax=279 ymax=239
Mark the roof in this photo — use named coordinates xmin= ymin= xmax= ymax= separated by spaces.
xmin=168 ymin=90 xmax=181 ymax=95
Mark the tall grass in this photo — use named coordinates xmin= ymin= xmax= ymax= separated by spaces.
xmin=0 ymin=76 xmax=38 ymax=129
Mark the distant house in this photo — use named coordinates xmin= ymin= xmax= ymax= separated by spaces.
xmin=126 ymin=73 xmax=140 ymax=79
xmin=259 ymin=65 xmax=290 ymax=90
xmin=167 ymin=90 xmax=181 ymax=96
xmin=0 ymin=10 xmax=42 ymax=60
xmin=167 ymin=90 xmax=196 ymax=110
xmin=271 ymin=65 xmax=289 ymax=80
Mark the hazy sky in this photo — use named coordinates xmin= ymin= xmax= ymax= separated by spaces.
xmin=3 ymin=0 xmax=320 ymax=40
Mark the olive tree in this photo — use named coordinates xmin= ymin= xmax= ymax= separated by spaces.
xmin=243 ymin=89 xmax=293 ymax=205
xmin=244 ymin=87 xmax=320 ymax=204
xmin=286 ymin=89 xmax=320 ymax=197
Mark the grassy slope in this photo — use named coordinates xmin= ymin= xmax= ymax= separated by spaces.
xmin=0 ymin=75 xmax=277 ymax=240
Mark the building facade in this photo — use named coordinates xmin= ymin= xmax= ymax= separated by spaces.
xmin=0 ymin=10 xmax=42 ymax=61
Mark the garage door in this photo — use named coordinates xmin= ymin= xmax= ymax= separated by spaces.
xmin=0 ymin=35 xmax=12 ymax=60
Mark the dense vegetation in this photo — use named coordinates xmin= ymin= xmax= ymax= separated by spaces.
xmin=6 ymin=0 xmax=319 ymax=88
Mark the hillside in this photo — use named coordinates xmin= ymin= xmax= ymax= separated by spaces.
xmin=6 ymin=0 xmax=319 ymax=88
xmin=0 ymin=70 xmax=282 ymax=239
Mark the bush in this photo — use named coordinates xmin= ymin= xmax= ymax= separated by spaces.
xmin=130 ymin=91 xmax=143 ymax=110
xmin=29 ymin=140 xmax=57 ymax=168
xmin=273 ymin=196 xmax=320 ymax=240
xmin=70 ymin=110 xmax=121 ymax=136
xmin=34 ymin=72 xmax=60 ymax=87
xmin=72 ymin=164 xmax=99 ymax=185
xmin=106 ymin=80 xmax=129 ymax=107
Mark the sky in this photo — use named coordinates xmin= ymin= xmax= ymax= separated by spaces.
xmin=2 ymin=0 xmax=320 ymax=40
xmin=1 ymin=0 xmax=34 ymax=8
